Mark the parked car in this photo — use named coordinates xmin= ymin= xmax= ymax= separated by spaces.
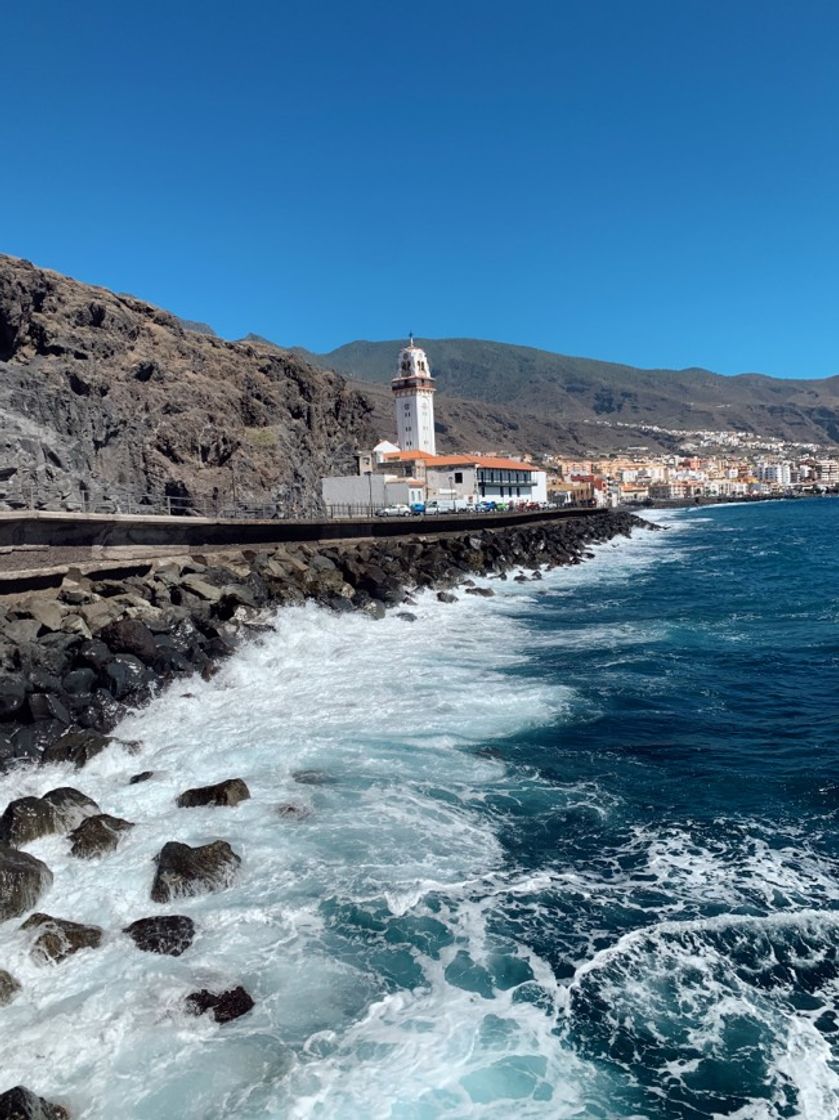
xmin=375 ymin=504 xmax=412 ymax=517
xmin=409 ymin=501 xmax=426 ymax=514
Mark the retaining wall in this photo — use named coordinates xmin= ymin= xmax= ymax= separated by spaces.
xmin=0 ymin=507 xmax=603 ymax=550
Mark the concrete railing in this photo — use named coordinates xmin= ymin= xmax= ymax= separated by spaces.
xmin=0 ymin=506 xmax=605 ymax=550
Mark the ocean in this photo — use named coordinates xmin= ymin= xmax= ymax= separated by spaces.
xmin=1 ymin=498 xmax=837 ymax=1119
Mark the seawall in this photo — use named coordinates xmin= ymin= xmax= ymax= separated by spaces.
xmin=0 ymin=509 xmax=652 ymax=773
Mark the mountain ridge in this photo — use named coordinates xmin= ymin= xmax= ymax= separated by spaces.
xmin=294 ymin=337 xmax=839 ymax=446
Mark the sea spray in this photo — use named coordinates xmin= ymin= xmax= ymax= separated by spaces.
xmin=0 ymin=501 xmax=837 ymax=1118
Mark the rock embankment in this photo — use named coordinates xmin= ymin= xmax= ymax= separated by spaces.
xmin=0 ymin=511 xmax=650 ymax=773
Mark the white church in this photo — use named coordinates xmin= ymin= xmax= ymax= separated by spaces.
xmin=321 ymin=338 xmax=547 ymax=513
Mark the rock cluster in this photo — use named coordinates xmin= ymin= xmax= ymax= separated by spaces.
xmin=0 ymin=512 xmax=649 ymax=773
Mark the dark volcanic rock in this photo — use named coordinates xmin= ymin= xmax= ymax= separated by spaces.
xmin=436 ymin=591 xmax=458 ymax=604
xmin=40 ymin=788 xmax=100 ymax=831
xmin=176 ymin=778 xmax=250 ymax=809
xmin=0 ymin=788 xmax=98 ymax=846
xmin=0 ymin=1086 xmax=68 ymax=1120
xmin=97 ymin=619 xmax=158 ymax=662
xmin=465 ymin=587 xmax=495 ymax=597
xmin=69 ymin=814 xmax=134 ymax=859
xmin=0 ymin=798 xmax=58 ymax=846
xmin=41 ymin=730 xmax=112 ymax=768
xmin=276 ymin=803 xmax=312 ymax=821
xmin=21 ymin=912 xmax=103 ymax=964
xmin=291 ymin=769 xmax=334 ymax=786
xmin=150 ymin=840 xmax=240 ymax=903
xmin=185 ymin=985 xmax=255 ymax=1024
xmin=0 ymin=677 xmax=27 ymax=719
xmin=123 ymin=914 xmax=195 ymax=956
xmin=102 ymin=654 xmax=148 ymax=700
xmin=129 ymin=771 xmax=154 ymax=785
xmin=0 ymin=968 xmax=21 ymax=1005
xmin=0 ymin=848 xmax=53 ymax=920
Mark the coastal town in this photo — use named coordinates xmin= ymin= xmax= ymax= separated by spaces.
xmin=321 ymin=339 xmax=839 ymax=514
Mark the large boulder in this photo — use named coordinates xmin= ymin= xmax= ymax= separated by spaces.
xmin=0 ymin=969 xmax=21 ymax=1006
xmin=0 ymin=677 xmax=27 ymax=719
xmin=0 ymin=848 xmax=53 ymax=920
xmin=97 ymin=619 xmax=158 ymax=663
xmin=0 ymin=798 xmax=58 ymax=846
xmin=123 ymin=914 xmax=195 ymax=956
xmin=21 ymin=913 xmax=102 ymax=964
xmin=41 ymin=731 xmax=112 ymax=768
xmin=0 ymin=789 xmax=99 ymax=846
xmin=0 ymin=1086 xmax=68 ymax=1120
xmin=150 ymin=840 xmax=240 ymax=903
xmin=102 ymin=655 xmax=148 ymax=700
xmin=69 ymin=814 xmax=134 ymax=859
xmin=40 ymin=788 xmax=100 ymax=832
xmin=185 ymin=985 xmax=254 ymax=1024
xmin=176 ymin=779 xmax=250 ymax=809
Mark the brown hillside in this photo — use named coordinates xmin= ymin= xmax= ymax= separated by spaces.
xmin=0 ymin=256 xmax=376 ymax=514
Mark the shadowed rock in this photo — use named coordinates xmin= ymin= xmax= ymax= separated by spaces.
xmin=436 ymin=591 xmax=458 ymax=604
xmin=0 ymin=798 xmax=58 ymax=846
xmin=185 ymin=985 xmax=254 ymax=1024
xmin=69 ymin=814 xmax=134 ymax=859
xmin=291 ymin=770 xmax=334 ymax=786
xmin=0 ymin=1085 xmax=69 ymax=1120
xmin=465 ymin=587 xmax=495 ymax=597
xmin=0 ymin=789 xmax=98 ymax=846
xmin=123 ymin=914 xmax=195 ymax=956
xmin=40 ymin=789 xmax=100 ymax=832
xmin=41 ymin=731 xmax=112 ymax=769
xmin=97 ymin=619 xmax=158 ymax=663
xmin=0 ymin=848 xmax=53 ymax=920
xmin=21 ymin=913 xmax=102 ymax=964
xmin=128 ymin=771 xmax=153 ymax=785
xmin=0 ymin=969 xmax=21 ymax=1006
xmin=176 ymin=779 xmax=250 ymax=809
xmin=150 ymin=840 xmax=240 ymax=903
xmin=276 ymin=803 xmax=312 ymax=821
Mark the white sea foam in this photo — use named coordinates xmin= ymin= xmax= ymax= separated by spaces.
xmin=2 ymin=513 xmax=834 ymax=1118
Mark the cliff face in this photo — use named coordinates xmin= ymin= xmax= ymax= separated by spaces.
xmin=0 ymin=256 xmax=376 ymax=515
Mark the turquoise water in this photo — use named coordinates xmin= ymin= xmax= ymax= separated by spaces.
xmin=1 ymin=499 xmax=836 ymax=1118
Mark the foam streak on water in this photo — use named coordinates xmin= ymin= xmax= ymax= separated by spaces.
xmin=1 ymin=502 xmax=838 ymax=1119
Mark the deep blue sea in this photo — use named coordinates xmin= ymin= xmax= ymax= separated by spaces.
xmin=1 ymin=498 xmax=837 ymax=1119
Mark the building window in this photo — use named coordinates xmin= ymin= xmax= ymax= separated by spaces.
xmin=454 ymin=472 xmax=463 ymax=484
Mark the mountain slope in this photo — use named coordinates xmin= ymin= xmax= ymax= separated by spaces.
xmin=0 ymin=256 xmax=376 ymax=513
xmin=299 ymin=338 xmax=839 ymax=446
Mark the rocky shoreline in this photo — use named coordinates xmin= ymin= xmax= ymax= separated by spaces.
xmin=0 ymin=509 xmax=651 ymax=1117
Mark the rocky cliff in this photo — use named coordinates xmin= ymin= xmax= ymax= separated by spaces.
xmin=0 ymin=256 xmax=376 ymax=515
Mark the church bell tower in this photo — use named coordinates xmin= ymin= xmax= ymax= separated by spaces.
xmin=391 ymin=336 xmax=436 ymax=455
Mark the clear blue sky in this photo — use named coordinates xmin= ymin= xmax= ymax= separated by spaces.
xmin=4 ymin=0 xmax=839 ymax=377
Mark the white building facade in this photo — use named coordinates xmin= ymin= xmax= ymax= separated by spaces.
xmin=391 ymin=338 xmax=437 ymax=455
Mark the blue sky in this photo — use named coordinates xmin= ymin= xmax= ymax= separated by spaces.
xmin=4 ymin=0 xmax=839 ymax=377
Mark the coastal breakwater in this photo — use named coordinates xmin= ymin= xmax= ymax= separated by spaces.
xmin=0 ymin=510 xmax=649 ymax=773
xmin=0 ymin=509 xmax=650 ymax=1117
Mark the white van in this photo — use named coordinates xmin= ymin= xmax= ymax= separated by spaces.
xmin=423 ymin=499 xmax=472 ymax=515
